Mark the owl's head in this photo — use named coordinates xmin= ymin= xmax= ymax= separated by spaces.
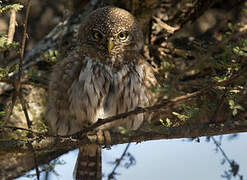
xmin=78 ymin=7 xmax=143 ymax=64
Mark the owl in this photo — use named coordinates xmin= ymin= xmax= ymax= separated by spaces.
xmin=47 ymin=6 xmax=156 ymax=180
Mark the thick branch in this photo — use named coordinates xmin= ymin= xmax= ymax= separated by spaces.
xmin=1 ymin=120 xmax=247 ymax=153
xmin=0 ymin=149 xmax=69 ymax=179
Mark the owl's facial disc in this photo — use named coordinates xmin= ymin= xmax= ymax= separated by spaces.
xmin=78 ymin=7 xmax=144 ymax=66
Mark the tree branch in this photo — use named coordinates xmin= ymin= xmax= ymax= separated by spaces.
xmin=7 ymin=8 xmax=16 ymax=44
xmin=2 ymin=119 xmax=247 ymax=179
xmin=0 ymin=63 xmax=246 ymax=152
xmin=1 ymin=119 xmax=247 ymax=153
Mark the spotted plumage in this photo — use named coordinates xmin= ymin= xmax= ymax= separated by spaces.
xmin=47 ymin=6 xmax=156 ymax=180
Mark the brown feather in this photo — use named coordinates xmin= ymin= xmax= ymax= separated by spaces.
xmin=46 ymin=7 xmax=157 ymax=180
xmin=74 ymin=145 xmax=102 ymax=180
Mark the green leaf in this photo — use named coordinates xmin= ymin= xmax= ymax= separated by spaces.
xmin=165 ymin=118 xmax=172 ymax=127
xmin=229 ymin=99 xmax=235 ymax=107
xmin=0 ymin=67 xmax=8 ymax=78
xmin=8 ymin=63 xmax=18 ymax=73
xmin=233 ymin=46 xmax=247 ymax=56
xmin=172 ymin=112 xmax=188 ymax=121
xmin=0 ymin=3 xmax=23 ymax=13
xmin=0 ymin=111 xmax=5 ymax=117
xmin=232 ymin=109 xmax=238 ymax=116
xmin=0 ymin=34 xmax=7 ymax=48
xmin=235 ymin=105 xmax=245 ymax=111
xmin=227 ymin=22 xmax=233 ymax=31
xmin=159 ymin=119 xmax=165 ymax=126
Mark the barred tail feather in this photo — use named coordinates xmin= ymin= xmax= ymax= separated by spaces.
xmin=74 ymin=144 xmax=102 ymax=180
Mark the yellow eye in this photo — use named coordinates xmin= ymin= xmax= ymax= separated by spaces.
xmin=92 ymin=31 xmax=103 ymax=40
xmin=118 ymin=32 xmax=128 ymax=41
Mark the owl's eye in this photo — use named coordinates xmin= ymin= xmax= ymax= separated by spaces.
xmin=92 ymin=31 xmax=103 ymax=40
xmin=118 ymin=32 xmax=128 ymax=41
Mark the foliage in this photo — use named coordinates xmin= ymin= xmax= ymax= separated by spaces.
xmin=0 ymin=63 xmax=18 ymax=78
xmin=0 ymin=2 xmax=23 ymax=14
xmin=155 ymin=17 xmax=247 ymax=126
xmin=41 ymin=49 xmax=58 ymax=63
xmin=0 ymin=33 xmax=19 ymax=51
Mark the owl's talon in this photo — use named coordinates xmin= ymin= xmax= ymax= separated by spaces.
xmin=95 ymin=130 xmax=112 ymax=145
xmin=103 ymin=130 xmax=112 ymax=145
xmin=96 ymin=130 xmax=104 ymax=144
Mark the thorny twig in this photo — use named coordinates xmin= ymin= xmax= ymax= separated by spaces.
xmin=211 ymin=137 xmax=243 ymax=179
xmin=108 ymin=143 xmax=131 ymax=180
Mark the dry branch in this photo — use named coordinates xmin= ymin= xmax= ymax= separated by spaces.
xmin=7 ymin=8 xmax=16 ymax=44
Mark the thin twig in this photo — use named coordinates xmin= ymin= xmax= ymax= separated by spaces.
xmin=2 ymin=125 xmax=47 ymax=136
xmin=211 ymin=137 xmax=231 ymax=164
xmin=4 ymin=93 xmax=17 ymax=124
xmin=7 ymin=8 xmax=16 ymax=44
xmin=17 ymin=0 xmax=31 ymax=90
xmin=3 ymin=7 xmax=18 ymax=125
xmin=153 ymin=17 xmax=180 ymax=34
xmin=3 ymin=0 xmax=32 ymax=125
xmin=108 ymin=143 xmax=131 ymax=180
xmin=15 ymin=1 xmax=39 ymax=179
xmin=29 ymin=142 xmax=40 ymax=180
xmin=18 ymin=90 xmax=32 ymax=128
xmin=16 ymin=0 xmax=32 ymax=126
xmin=211 ymin=137 xmax=243 ymax=179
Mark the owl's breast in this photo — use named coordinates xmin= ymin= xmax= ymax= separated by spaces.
xmin=65 ymin=57 xmax=154 ymax=132
xmin=102 ymin=64 xmax=152 ymax=130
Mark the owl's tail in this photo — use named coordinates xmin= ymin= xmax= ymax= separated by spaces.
xmin=73 ymin=144 xmax=102 ymax=180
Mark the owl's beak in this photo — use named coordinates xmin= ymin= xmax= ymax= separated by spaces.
xmin=107 ymin=38 xmax=114 ymax=53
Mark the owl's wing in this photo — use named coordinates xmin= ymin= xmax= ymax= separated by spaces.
xmin=46 ymin=54 xmax=110 ymax=135
xmin=47 ymin=54 xmax=108 ymax=180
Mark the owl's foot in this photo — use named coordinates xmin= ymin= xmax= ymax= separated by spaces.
xmin=96 ymin=130 xmax=112 ymax=146
xmin=86 ymin=130 xmax=112 ymax=146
